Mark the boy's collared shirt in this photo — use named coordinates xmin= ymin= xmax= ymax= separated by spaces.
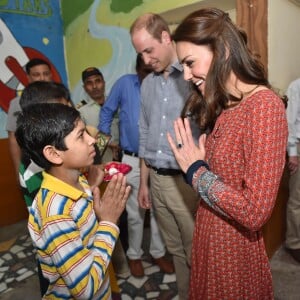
xmin=28 ymin=172 xmax=119 ymax=299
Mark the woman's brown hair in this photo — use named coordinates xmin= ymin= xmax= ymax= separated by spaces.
xmin=173 ymin=8 xmax=269 ymax=132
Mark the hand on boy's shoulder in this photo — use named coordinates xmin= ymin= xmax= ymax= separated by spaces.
xmin=93 ymin=173 xmax=131 ymax=224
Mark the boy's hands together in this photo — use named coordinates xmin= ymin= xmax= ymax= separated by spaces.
xmin=87 ymin=164 xmax=105 ymax=188
xmin=93 ymin=173 xmax=131 ymax=224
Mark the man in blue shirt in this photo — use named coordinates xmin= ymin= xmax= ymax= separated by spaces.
xmin=99 ymin=55 xmax=174 ymax=277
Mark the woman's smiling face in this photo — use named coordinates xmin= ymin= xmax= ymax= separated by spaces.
xmin=176 ymin=41 xmax=213 ymax=95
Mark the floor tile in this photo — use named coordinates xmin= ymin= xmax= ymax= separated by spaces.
xmin=1 ymin=220 xmax=300 ymax=299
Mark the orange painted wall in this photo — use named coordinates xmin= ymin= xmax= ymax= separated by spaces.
xmin=0 ymin=139 xmax=28 ymax=226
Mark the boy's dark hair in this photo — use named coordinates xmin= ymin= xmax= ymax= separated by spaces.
xmin=25 ymin=58 xmax=51 ymax=74
xmin=20 ymin=81 xmax=72 ymax=110
xmin=15 ymin=103 xmax=80 ymax=170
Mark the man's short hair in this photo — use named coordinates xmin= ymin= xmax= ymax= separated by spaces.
xmin=130 ymin=13 xmax=170 ymax=42
xmin=25 ymin=58 xmax=51 ymax=74
xmin=81 ymin=67 xmax=103 ymax=82
xmin=15 ymin=103 xmax=80 ymax=170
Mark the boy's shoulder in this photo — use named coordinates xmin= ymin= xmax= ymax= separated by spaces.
xmin=32 ymin=172 xmax=92 ymax=217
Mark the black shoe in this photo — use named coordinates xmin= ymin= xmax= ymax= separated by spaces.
xmin=286 ymin=247 xmax=300 ymax=263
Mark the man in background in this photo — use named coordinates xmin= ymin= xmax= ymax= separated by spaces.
xmin=79 ymin=67 xmax=128 ymax=278
xmin=77 ymin=67 xmax=106 ymax=128
xmin=99 ymin=55 xmax=174 ymax=277
xmin=77 ymin=67 xmax=119 ymax=162
xmin=6 ymin=58 xmax=53 ymax=179
xmin=130 ymin=13 xmax=199 ymax=299
xmin=286 ymin=78 xmax=300 ymax=263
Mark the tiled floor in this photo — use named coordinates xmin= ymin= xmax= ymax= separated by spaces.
xmin=0 ymin=220 xmax=178 ymax=300
xmin=1 ymin=219 xmax=300 ymax=300
xmin=271 ymin=245 xmax=300 ymax=299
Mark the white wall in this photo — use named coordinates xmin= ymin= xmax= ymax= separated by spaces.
xmin=268 ymin=0 xmax=300 ymax=93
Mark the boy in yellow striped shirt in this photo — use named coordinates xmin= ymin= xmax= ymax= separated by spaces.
xmin=15 ymin=103 xmax=130 ymax=299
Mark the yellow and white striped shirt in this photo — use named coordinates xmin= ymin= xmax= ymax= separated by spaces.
xmin=28 ymin=172 xmax=119 ymax=299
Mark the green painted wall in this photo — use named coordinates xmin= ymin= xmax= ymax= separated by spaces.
xmin=61 ymin=0 xmax=200 ymax=105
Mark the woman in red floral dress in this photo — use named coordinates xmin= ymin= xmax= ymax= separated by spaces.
xmin=167 ymin=8 xmax=288 ymax=299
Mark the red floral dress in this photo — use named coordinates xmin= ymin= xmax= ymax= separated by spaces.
xmin=190 ymin=90 xmax=288 ymax=299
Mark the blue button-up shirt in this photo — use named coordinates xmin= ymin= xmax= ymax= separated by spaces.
xmin=139 ymin=61 xmax=191 ymax=169
xmin=99 ymin=74 xmax=140 ymax=154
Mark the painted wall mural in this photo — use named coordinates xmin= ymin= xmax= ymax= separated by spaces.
xmin=62 ymin=0 xmax=199 ymax=106
xmin=0 ymin=0 xmax=67 ymax=139
xmin=0 ymin=0 xmax=201 ymax=139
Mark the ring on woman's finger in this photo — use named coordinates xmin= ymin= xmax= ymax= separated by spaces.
xmin=177 ymin=142 xmax=183 ymax=149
